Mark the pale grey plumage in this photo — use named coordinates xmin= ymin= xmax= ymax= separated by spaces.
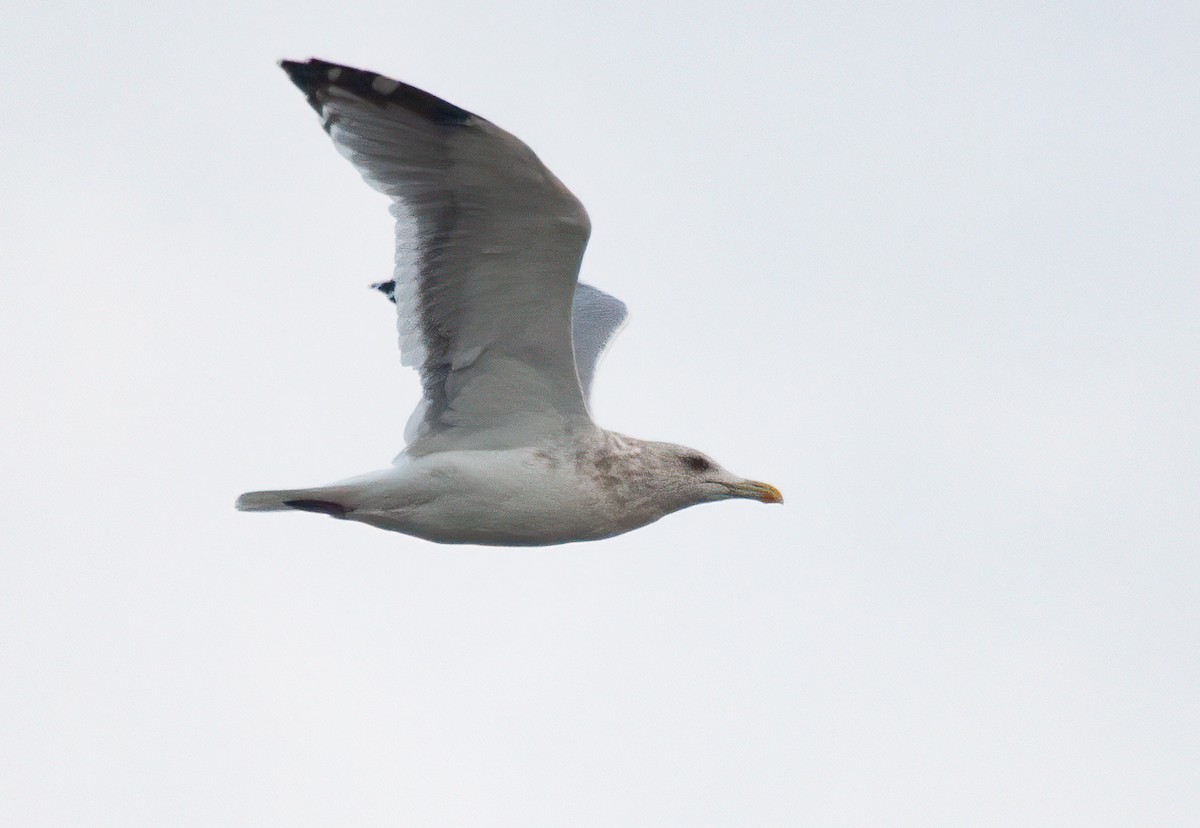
xmin=236 ymin=59 xmax=780 ymax=545
xmin=570 ymin=284 xmax=628 ymax=405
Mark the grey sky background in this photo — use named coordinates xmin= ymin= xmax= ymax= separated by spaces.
xmin=2 ymin=1 xmax=1197 ymax=824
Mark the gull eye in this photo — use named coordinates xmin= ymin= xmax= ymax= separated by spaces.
xmin=682 ymin=454 xmax=712 ymax=473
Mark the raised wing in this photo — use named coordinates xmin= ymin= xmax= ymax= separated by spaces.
xmin=281 ymin=58 xmax=593 ymax=452
xmin=571 ymin=283 xmax=628 ymax=403
xmin=374 ymin=279 xmax=629 ymax=405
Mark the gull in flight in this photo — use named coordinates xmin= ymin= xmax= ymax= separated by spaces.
xmin=237 ymin=58 xmax=782 ymax=545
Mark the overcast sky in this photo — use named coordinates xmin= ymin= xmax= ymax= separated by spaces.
xmin=2 ymin=1 xmax=1197 ymax=825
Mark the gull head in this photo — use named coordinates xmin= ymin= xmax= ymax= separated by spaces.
xmin=643 ymin=442 xmax=783 ymax=509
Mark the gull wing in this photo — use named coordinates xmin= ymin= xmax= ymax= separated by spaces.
xmin=373 ymin=279 xmax=629 ymax=405
xmin=281 ymin=58 xmax=593 ymax=451
xmin=571 ymin=283 xmax=628 ymax=404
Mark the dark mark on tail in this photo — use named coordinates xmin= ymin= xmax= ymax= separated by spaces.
xmin=284 ymin=499 xmax=350 ymax=519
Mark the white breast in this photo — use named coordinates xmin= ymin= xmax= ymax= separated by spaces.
xmin=344 ymin=447 xmax=625 ymax=545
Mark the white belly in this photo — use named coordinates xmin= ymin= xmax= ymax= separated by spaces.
xmin=341 ymin=447 xmax=640 ymax=546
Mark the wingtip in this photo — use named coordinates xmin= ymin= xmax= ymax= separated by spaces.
xmin=278 ymin=57 xmax=330 ymax=93
xmin=276 ymin=57 xmax=475 ymax=126
xmin=371 ymin=279 xmax=398 ymax=303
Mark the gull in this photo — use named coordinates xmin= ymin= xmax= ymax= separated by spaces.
xmin=236 ymin=58 xmax=782 ymax=545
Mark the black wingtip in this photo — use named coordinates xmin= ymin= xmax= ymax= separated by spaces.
xmin=279 ymin=57 xmax=334 ymax=94
xmin=278 ymin=58 xmax=338 ymax=118
xmin=371 ymin=280 xmax=397 ymax=303
xmin=277 ymin=57 xmax=474 ymax=125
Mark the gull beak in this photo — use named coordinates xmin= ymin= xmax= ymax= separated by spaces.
xmin=727 ymin=480 xmax=784 ymax=504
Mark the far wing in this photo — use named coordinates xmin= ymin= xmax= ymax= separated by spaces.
xmin=374 ymin=279 xmax=629 ymax=405
xmin=571 ymin=283 xmax=628 ymax=404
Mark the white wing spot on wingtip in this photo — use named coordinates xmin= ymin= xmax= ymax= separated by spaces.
xmin=327 ymin=67 xmax=342 ymax=81
xmin=371 ymin=76 xmax=400 ymax=95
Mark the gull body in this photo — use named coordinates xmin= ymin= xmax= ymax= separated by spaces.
xmin=241 ymin=430 xmax=780 ymax=546
xmin=237 ymin=59 xmax=781 ymax=545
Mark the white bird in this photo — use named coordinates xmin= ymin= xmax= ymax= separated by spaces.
xmin=237 ymin=58 xmax=782 ymax=545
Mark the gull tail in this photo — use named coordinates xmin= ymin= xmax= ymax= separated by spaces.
xmin=235 ymin=489 xmax=350 ymax=518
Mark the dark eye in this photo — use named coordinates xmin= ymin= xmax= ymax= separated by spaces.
xmin=682 ymin=454 xmax=712 ymax=473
